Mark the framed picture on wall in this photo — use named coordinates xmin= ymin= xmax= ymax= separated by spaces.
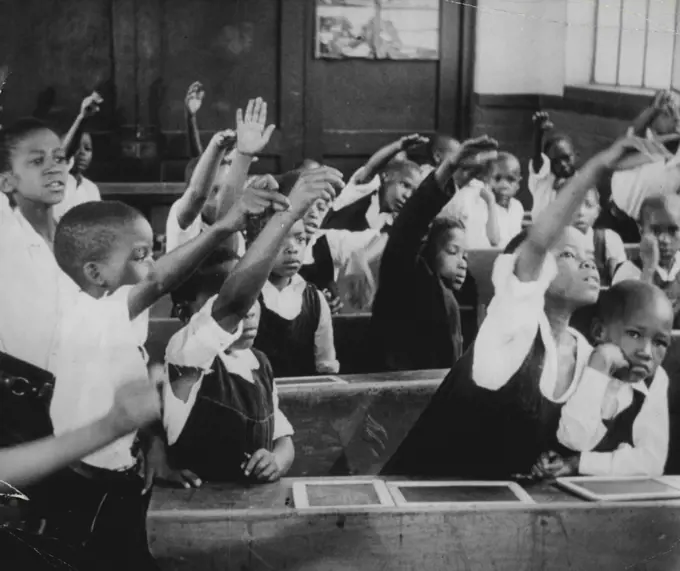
xmin=315 ymin=0 xmax=440 ymax=60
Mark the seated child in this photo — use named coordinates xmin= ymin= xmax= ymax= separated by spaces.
xmin=53 ymin=92 xmax=103 ymax=220
xmin=253 ymin=215 xmax=340 ymax=377
xmin=613 ymin=194 xmax=680 ymax=325
xmin=539 ymin=281 xmax=671 ymax=477
xmin=572 ymin=187 xmax=627 ymax=286
xmin=381 ymin=134 xmax=660 ymax=479
xmin=299 ymin=196 xmax=382 ymax=313
xmin=325 ymin=136 xmax=426 ymax=231
xmin=441 ymin=151 xmax=524 ymax=249
xmin=163 ymin=166 xmax=341 ymax=481
xmin=529 ymin=111 xmax=577 ymax=218
xmin=370 ymin=136 xmax=498 ymax=372
xmin=47 ymin=193 xmax=285 ymax=569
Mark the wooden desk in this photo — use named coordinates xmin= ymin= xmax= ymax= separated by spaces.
xmin=148 ymin=476 xmax=680 ymax=570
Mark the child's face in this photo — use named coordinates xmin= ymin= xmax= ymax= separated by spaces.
xmin=271 ymin=219 xmax=308 ymax=279
xmin=572 ymin=188 xmax=601 ymax=234
xmin=547 ymin=139 xmax=576 ymax=179
xmin=2 ymin=129 xmax=68 ymax=206
xmin=546 ymin=226 xmax=601 ymax=307
xmin=489 ymin=158 xmax=520 ymax=208
xmin=641 ymin=205 xmax=680 ymax=267
xmin=73 ymin=132 xmax=93 ymax=174
xmin=432 ymin=227 xmax=467 ymax=289
xmin=381 ymin=169 xmax=421 ymax=215
xmin=303 ymin=198 xmax=330 ymax=237
xmin=96 ymin=216 xmax=155 ymax=290
xmin=232 ymin=301 xmax=262 ymax=350
xmin=599 ymin=300 xmax=673 ymax=383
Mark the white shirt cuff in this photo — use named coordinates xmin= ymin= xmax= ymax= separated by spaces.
xmin=579 ymin=450 xmax=615 ymax=476
xmin=491 ymin=252 xmax=558 ymax=302
xmin=529 ymin=153 xmax=552 ymax=179
xmin=273 ymin=408 xmax=294 ymax=441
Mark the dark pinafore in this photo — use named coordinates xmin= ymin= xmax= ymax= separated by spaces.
xmin=323 ymin=194 xmax=374 ymax=232
xmin=254 ymin=284 xmax=322 ymax=377
xmin=628 ymin=256 xmax=680 ymax=327
xmin=382 ymin=333 xmax=565 ymax=479
xmin=169 ymin=349 xmax=275 ymax=482
xmin=594 ymin=388 xmax=648 ymax=452
xmin=299 ymin=234 xmax=336 ymax=294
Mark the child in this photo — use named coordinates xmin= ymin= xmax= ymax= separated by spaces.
xmin=53 ymin=92 xmax=103 ymax=220
xmin=0 ymin=368 xmax=162 ymax=571
xmin=418 ymin=134 xmax=461 ymax=177
xmin=325 ymin=135 xmax=426 ymax=231
xmin=537 ymin=281 xmax=671 ymax=477
xmin=442 ymin=151 xmax=524 ymax=249
xmin=529 ymin=111 xmax=577 ymax=218
xmin=46 ymin=189 xmax=286 ymax=569
xmin=166 ymin=97 xmax=274 ymax=255
xmin=613 ymin=194 xmax=680 ymax=324
xmin=299 ymin=196 xmax=382 ymax=313
xmin=253 ymin=213 xmax=340 ymax=377
xmin=382 ymin=134 xmax=661 ymax=479
xmin=370 ymin=136 xmax=498 ymax=372
xmin=572 ymin=187 xmax=627 ymax=286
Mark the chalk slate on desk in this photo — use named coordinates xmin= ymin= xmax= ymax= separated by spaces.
xmin=399 ymin=485 xmax=521 ymax=503
xmin=306 ymin=483 xmax=381 ymax=507
xmin=578 ymin=479 xmax=680 ymax=497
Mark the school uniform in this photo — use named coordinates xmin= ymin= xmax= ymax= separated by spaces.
xmin=52 ymin=174 xmax=101 ymax=221
xmin=323 ymin=168 xmax=389 ymax=232
xmin=165 ymin=197 xmax=246 ymax=255
xmin=255 ymin=274 xmax=339 ymax=377
xmin=299 ymin=229 xmax=382 ymax=293
xmin=163 ymin=297 xmax=293 ymax=481
xmin=613 ymin=252 xmax=680 ymax=326
xmin=46 ymin=286 xmax=163 ymax=571
xmin=557 ymin=365 xmax=668 ymax=475
xmin=381 ymin=252 xmax=592 ymax=478
xmin=370 ymin=172 xmax=468 ymax=372
xmin=587 ymin=227 xmax=627 ymax=286
xmin=440 ymin=182 xmax=524 ymax=249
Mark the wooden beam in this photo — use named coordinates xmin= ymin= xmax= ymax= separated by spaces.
xmin=111 ymin=0 xmax=137 ymax=128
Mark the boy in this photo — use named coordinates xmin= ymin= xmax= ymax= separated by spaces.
xmin=613 ymin=194 xmax=680 ymax=324
xmin=572 ymin=187 xmax=627 ymax=286
xmin=442 ymin=151 xmax=524 ymax=249
xmin=47 ymin=186 xmax=288 ymax=569
xmin=529 ymin=111 xmax=577 ymax=218
xmin=538 ymin=281 xmax=672 ymax=477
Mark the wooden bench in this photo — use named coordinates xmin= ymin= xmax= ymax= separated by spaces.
xmin=148 ymin=476 xmax=680 ymax=570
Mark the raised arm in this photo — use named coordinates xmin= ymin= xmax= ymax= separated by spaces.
xmin=516 ymin=136 xmax=667 ymax=283
xmin=62 ymin=92 xmax=102 ymax=159
xmin=530 ymin=112 xmax=552 ymax=175
xmin=0 ymin=367 xmax=161 ymax=490
xmin=215 ymin=98 xmax=276 ymax=220
xmin=354 ymin=133 xmax=428 ymax=184
xmin=211 ymin=168 xmax=344 ymax=331
xmin=480 ymin=185 xmax=501 ymax=246
xmin=185 ymin=81 xmax=205 ymax=157
xmin=174 ymin=129 xmax=236 ymax=230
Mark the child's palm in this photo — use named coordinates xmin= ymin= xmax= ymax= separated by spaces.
xmin=532 ymin=111 xmax=553 ymax=131
xmin=81 ymin=92 xmax=103 ymax=117
xmin=236 ymin=97 xmax=276 ymax=155
xmin=288 ymin=167 xmax=344 ymax=215
xmin=185 ymin=81 xmax=205 ymax=114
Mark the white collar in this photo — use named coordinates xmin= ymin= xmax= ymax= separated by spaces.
xmin=657 ymin=252 xmax=680 ymax=282
xmin=219 ymin=348 xmax=260 ymax=384
xmin=365 ymin=193 xmax=394 ymax=230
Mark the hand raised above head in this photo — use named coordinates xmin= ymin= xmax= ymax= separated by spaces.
xmin=81 ymin=91 xmax=103 ymax=118
xmin=211 ymin=128 xmax=237 ymax=150
xmin=532 ymin=111 xmax=554 ymax=131
xmin=438 ymin=135 xmax=498 ymax=187
xmin=288 ymin=166 xmax=344 ymax=216
xmin=185 ymin=81 xmax=205 ymax=115
xmin=236 ymin=97 xmax=276 ymax=156
xmin=219 ymin=174 xmax=290 ymax=231
xmin=399 ymin=133 xmax=429 ymax=150
xmin=597 ymin=135 xmax=671 ymax=171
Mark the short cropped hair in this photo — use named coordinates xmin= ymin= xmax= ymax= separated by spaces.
xmin=543 ymin=132 xmax=573 ymax=156
xmin=384 ymin=158 xmax=421 ymax=181
xmin=595 ymin=280 xmax=670 ymax=326
xmin=54 ymin=200 xmax=144 ymax=287
xmin=0 ymin=117 xmax=58 ymax=173
xmin=422 ymin=216 xmax=466 ymax=263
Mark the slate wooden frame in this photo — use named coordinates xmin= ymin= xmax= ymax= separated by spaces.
xmin=386 ymin=480 xmax=535 ymax=507
xmin=292 ymin=478 xmax=395 ymax=509
xmin=556 ymin=476 xmax=680 ymax=502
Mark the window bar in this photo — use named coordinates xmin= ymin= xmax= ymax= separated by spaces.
xmin=673 ymin=0 xmax=680 ymax=90
xmin=615 ymin=0 xmax=626 ymax=86
xmin=642 ymin=0 xmax=651 ymax=88
xmin=590 ymin=0 xmax=600 ymax=83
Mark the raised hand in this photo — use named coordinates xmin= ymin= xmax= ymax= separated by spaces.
xmin=597 ymin=135 xmax=672 ymax=171
xmin=236 ymin=97 xmax=276 ymax=156
xmin=219 ymin=174 xmax=290 ymax=231
xmin=532 ymin=111 xmax=554 ymax=132
xmin=80 ymin=91 xmax=103 ymax=118
xmin=399 ymin=133 xmax=429 ymax=150
xmin=288 ymin=166 xmax=344 ymax=217
xmin=185 ymin=81 xmax=205 ymax=115
xmin=211 ymin=128 xmax=237 ymax=151
xmin=439 ymin=135 xmax=498 ymax=188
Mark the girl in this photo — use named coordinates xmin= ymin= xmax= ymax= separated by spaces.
xmin=382 ymin=135 xmax=662 ymax=479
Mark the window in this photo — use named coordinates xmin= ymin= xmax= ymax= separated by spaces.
xmin=592 ymin=0 xmax=680 ymax=89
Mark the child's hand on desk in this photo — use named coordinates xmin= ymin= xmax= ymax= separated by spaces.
xmin=80 ymin=91 xmax=103 ymax=119
xmin=185 ymin=81 xmax=205 ymax=116
xmin=288 ymin=167 xmax=344 ymax=217
xmin=531 ymin=451 xmax=579 ymax=479
xmin=532 ymin=111 xmax=554 ymax=132
xmin=242 ymin=450 xmax=282 ymax=482
xmin=589 ymin=343 xmax=629 ymax=378
xmin=235 ymin=97 xmax=276 ymax=157
xmin=399 ymin=133 xmax=429 ymax=151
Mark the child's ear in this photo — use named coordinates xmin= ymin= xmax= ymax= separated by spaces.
xmin=0 ymin=172 xmax=17 ymax=196
xmin=82 ymin=261 xmax=107 ymax=288
xmin=590 ymin=319 xmax=607 ymax=345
